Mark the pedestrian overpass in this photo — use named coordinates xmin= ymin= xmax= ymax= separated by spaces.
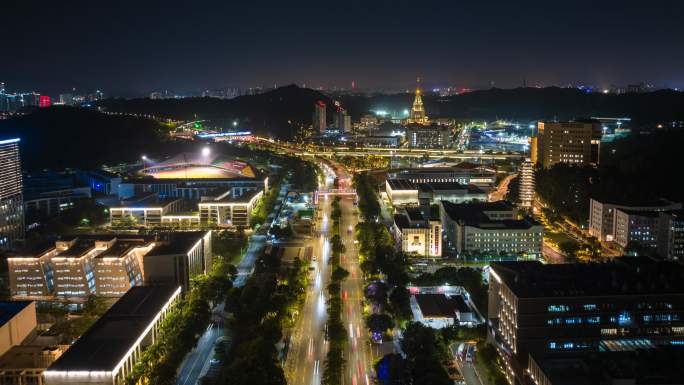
xmin=314 ymin=188 xmax=357 ymax=204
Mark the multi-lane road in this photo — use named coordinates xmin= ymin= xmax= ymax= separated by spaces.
xmin=339 ymin=196 xmax=377 ymax=385
xmin=286 ymin=197 xmax=333 ymax=385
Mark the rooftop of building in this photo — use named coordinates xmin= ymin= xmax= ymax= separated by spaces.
xmin=391 ymin=166 xmax=495 ymax=175
xmin=0 ymin=345 xmax=68 ymax=370
xmin=0 ymin=301 xmax=33 ymax=328
xmin=46 ymin=285 xmax=179 ymax=372
xmin=417 ymin=182 xmax=486 ymax=195
xmin=199 ymin=188 xmax=261 ymax=204
xmin=9 ymin=236 xmax=155 ymax=260
xmin=147 ymin=231 xmax=209 ymax=257
xmin=386 ymin=179 xmax=416 ymax=191
xmin=491 ymin=258 xmax=684 ymax=298
xmin=96 ymin=239 xmax=148 ymax=259
xmin=531 ymin=349 xmax=684 ymax=385
xmin=591 ymin=197 xmax=681 ymax=209
xmin=441 ymin=200 xmax=515 ymax=223
xmin=113 ymin=193 xmax=180 ymax=208
xmin=616 ymin=208 xmax=662 ymax=218
xmin=56 ymin=239 xmax=97 ymax=258
xmin=414 ymin=293 xmax=470 ymax=318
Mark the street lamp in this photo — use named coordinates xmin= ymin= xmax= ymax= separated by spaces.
xmin=141 ymin=155 xmax=148 ymax=168
xmin=202 ymin=147 xmax=211 ymax=157
xmin=233 ymin=120 xmax=238 ymax=127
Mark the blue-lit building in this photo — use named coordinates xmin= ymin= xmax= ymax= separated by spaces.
xmin=488 ymin=259 xmax=684 ymax=385
xmin=0 ymin=137 xmax=23 ymax=250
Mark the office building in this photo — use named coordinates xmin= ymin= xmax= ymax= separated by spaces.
xmin=313 ymin=100 xmax=326 ymax=134
xmin=388 ymin=163 xmax=497 ymax=191
xmin=519 ymin=159 xmax=535 ymax=208
xmin=44 ymin=285 xmax=181 ymax=385
xmin=488 ymin=259 xmax=684 ymax=384
xmin=7 ymin=236 xmax=156 ymax=299
xmin=531 ymin=121 xmax=602 ymax=169
xmin=0 ymin=137 xmax=24 ymax=250
xmin=0 ymin=301 xmax=37 ymax=357
xmin=385 ymin=179 xmax=487 ymax=206
xmin=588 ymin=198 xmax=681 ymax=242
xmin=440 ymin=201 xmax=543 ymax=257
xmin=143 ymin=231 xmax=213 ymax=291
xmin=658 ymin=210 xmax=684 ymax=261
xmin=405 ymin=124 xmax=451 ymax=148
xmin=392 ymin=207 xmax=441 ymax=258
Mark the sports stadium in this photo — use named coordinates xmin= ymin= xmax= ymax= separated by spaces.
xmin=140 ymin=152 xmax=256 ymax=179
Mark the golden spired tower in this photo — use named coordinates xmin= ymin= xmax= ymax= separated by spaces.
xmin=408 ymin=77 xmax=429 ymax=125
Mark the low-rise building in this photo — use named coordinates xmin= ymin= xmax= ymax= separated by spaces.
xmin=527 ymin=349 xmax=684 ymax=385
xmin=7 ymin=237 xmax=155 ymax=299
xmin=199 ymin=188 xmax=262 ymax=228
xmin=44 ymin=285 xmax=181 ymax=385
xmin=24 ymin=187 xmax=92 ymax=222
xmin=7 ymin=232 xmax=210 ymax=299
xmin=388 ymin=164 xmax=497 ymax=192
xmin=614 ymin=208 xmax=660 ymax=249
xmin=0 ymin=301 xmax=37 ymax=357
xmin=392 ymin=207 xmax=441 ymax=258
xmin=385 ymin=179 xmax=487 ymax=206
xmin=411 ymin=293 xmax=476 ymax=328
xmin=109 ymin=193 xmax=183 ymax=227
xmin=588 ymin=198 xmax=681 ymax=242
xmin=488 ymin=259 xmax=684 ymax=385
xmin=143 ymin=231 xmax=213 ymax=292
xmin=109 ymin=188 xmax=262 ymax=229
xmin=0 ymin=344 xmax=69 ymax=385
xmin=357 ymin=135 xmax=400 ymax=148
xmin=440 ymin=201 xmax=542 ymax=257
xmin=658 ymin=210 xmax=684 ymax=261
xmin=405 ymin=124 xmax=451 ymax=148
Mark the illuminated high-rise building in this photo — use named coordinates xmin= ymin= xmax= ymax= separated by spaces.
xmin=407 ymin=78 xmax=429 ymax=125
xmin=531 ymin=120 xmax=602 ymax=169
xmin=334 ymin=107 xmax=351 ymax=133
xmin=313 ymin=100 xmax=326 ymax=134
xmin=519 ymin=159 xmax=535 ymax=207
xmin=0 ymin=137 xmax=24 ymax=250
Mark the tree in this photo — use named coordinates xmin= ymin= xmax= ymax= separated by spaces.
xmin=559 ymin=240 xmax=580 ymax=258
xmin=375 ymin=354 xmax=409 ymax=385
xmin=389 ymin=286 xmax=412 ymax=321
xmin=365 ymin=313 xmax=394 ymax=334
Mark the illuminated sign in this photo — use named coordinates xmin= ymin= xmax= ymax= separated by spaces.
xmin=196 ymin=131 xmax=252 ymax=139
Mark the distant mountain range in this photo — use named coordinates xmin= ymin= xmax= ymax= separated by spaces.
xmin=97 ymin=85 xmax=684 ymax=139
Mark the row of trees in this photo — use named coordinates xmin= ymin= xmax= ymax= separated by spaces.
xmin=323 ymin=197 xmax=350 ymax=385
xmin=221 ymin=248 xmax=309 ymax=385
xmin=126 ymin=255 xmax=236 ymax=385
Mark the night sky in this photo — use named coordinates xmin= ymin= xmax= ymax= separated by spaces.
xmin=2 ymin=0 xmax=683 ymax=96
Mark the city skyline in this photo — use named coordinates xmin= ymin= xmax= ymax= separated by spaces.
xmin=2 ymin=1 xmax=684 ymax=96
